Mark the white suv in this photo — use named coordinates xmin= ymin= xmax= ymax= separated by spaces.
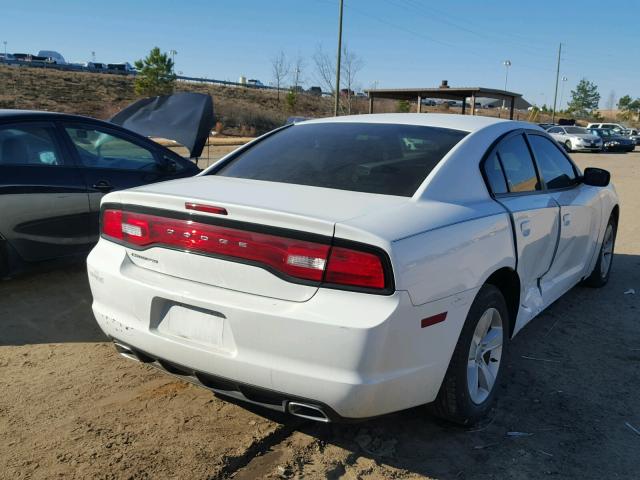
xmin=586 ymin=123 xmax=627 ymax=132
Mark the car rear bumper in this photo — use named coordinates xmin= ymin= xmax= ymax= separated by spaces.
xmin=87 ymin=239 xmax=476 ymax=420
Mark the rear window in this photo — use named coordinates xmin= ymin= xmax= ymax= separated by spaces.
xmin=212 ymin=123 xmax=468 ymax=196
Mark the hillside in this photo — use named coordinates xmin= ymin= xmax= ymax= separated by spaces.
xmin=0 ymin=65 xmax=336 ymax=134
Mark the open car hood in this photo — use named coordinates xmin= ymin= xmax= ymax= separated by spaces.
xmin=110 ymin=92 xmax=214 ymax=158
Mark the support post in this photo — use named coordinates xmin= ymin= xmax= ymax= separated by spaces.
xmin=417 ymin=95 xmax=422 ymax=113
xmin=461 ymin=97 xmax=466 ymax=115
xmin=471 ymin=93 xmax=476 ymax=115
xmin=368 ymin=96 xmax=373 ymax=114
xmin=509 ymin=97 xmax=515 ymax=119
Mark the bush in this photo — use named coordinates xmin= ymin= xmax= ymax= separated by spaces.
xmin=397 ymin=100 xmax=411 ymax=113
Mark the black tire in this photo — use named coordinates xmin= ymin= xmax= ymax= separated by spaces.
xmin=431 ymin=285 xmax=510 ymax=425
xmin=564 ymin=140 xmax=573 ymax=153
xmin=584 ymin=215 xmax=617 ymax=288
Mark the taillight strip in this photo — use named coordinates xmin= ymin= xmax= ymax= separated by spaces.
xmin=100 ymin=204 xmax=394 ymax=294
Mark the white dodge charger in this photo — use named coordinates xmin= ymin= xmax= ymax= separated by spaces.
xmin=87 ymin=114 xmax=618 ymax=424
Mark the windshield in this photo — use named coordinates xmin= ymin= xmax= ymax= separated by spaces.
xmin=564 ymin=127 xmax=587 ymax=134
xmin=589 ymin=129 xmax=611 ymax=137
xmin=212 ymin=123 xmax=468 ymax=197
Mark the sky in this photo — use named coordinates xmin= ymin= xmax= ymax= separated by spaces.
xmin=2 ymin=0 xmax=639 ymax=109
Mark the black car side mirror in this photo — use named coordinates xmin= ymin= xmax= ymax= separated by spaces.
xmin=582 ymin=167 xmax=610 ymax=187
xmin=158 ymin=158 xmax=178 ymax=173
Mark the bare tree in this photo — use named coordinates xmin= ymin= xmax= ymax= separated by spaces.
xmin=291 ymin=54 xmax=306 ymax=90
xmin=312 ymin=45 xmax=335 ymax=94
xmin=341 ymin=46 xmax=364 ymax=114
xmin=271 ymin=51 xmax=290 ymax=102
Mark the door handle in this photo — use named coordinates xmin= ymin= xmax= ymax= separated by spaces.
xmin=563 ymin=213 xmax=571 ymax=226
xmin=520 ymin=220 xmax=531 ymax=237
xmin=92 ymin=180 xmax=114 ymax=192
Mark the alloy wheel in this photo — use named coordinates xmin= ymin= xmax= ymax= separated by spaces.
xmin=467 ymin=307 xmax=503 ymax=404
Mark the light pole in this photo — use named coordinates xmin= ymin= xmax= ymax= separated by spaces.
xmin=559 ymin=76 xmax=568 ymax=113
xmin=502 ymin=60 xmax=511 ymax=109
xmin=334 ymin=0 xmax=344 ymax=116
xmin=91 ymin=51 xmax=96 ymax=62
xmin=3 ymin=41 xmax=7 ymax=57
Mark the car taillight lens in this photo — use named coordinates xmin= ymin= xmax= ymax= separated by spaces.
xmin=101 ymin=209 xmax=390 ymax=291
xmin=324 ymin=246 xmax=386 ymax=289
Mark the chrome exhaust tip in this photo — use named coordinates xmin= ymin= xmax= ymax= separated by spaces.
xmin=113 ymin=341 xmax=139 ymax=361
xmin=287 ymin=401 xmax=330 ymax=422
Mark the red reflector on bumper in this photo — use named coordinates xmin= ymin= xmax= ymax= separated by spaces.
xmin=421 ymin=312 xmax=447 ymax=328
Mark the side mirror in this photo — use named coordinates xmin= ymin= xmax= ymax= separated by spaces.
xmin=582 ymin=167 xmax=610 ymax=187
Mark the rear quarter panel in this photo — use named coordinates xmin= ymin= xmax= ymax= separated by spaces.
xmin=391 ymin=212 xmax=515 ymax=305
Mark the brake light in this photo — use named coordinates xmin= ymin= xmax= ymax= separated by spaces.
xmin=325 ymin=246 xmax=386 ymax=289
xmin=101 ymin=208 xmax=390 ymax=291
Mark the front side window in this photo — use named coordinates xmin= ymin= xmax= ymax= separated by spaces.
xmin=497 ymin=134 xmax=540 ymax=193
xmin=0 ymin=125 xmax=63 ymax=166
xmin=65 ymin=125 xmax=157 ymax=171
xmin=528 ymin=135 xmax=577 ymax=189
xmin=213 ymin=123 xmax=468 ymax=197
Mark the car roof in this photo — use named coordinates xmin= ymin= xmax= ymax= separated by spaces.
xmin=0 ymin=109 xmax=100 ymax=122
xmin=299 ymin=113 xmax=515 ymax=133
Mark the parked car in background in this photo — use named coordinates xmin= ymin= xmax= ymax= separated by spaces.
xmin=621 ymin=128 xmax=640 ymax=146
xmin=247 ymin=79 xmax=265 ymax=88
xmin=0 ymin=110 xmax=200 ymax=277
xmin=587 ymin=128 xmax=636 ymax=152
xmin=88 ymin=114 xmax=618 ymax=425
xmin=547 ymin=125 xmax=603 ymax=152
xmin=307 ymin=86 xmax=322 ymax=96
xmin=586 ymin=122 xmax=627 ymax=132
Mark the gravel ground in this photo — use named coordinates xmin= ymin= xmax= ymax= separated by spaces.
xmin=1 ymin=151 xmax=639 ymax=479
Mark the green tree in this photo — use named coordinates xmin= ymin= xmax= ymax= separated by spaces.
xmin=134 ymin=47 xmax=176 ymax=97
xmin=618 ymin=94 xmax=640 ymax=120
xmin=397 ymin=100 xmax=411 ymax=113
xmin=285 ymin=90 xmax=297 ymax=111
xmin=567 ymin=78 xmax=600 ymax=117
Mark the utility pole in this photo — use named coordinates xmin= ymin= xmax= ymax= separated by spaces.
xmin=333 ymin=0 xmax=344 ymax=117
xmin=3 ymin=41 xmax=7 ymax=57
xmin=170 ymin=50 xmax=177 ymax=73
xmin=551 ymin=43 xmax=562 ymax=123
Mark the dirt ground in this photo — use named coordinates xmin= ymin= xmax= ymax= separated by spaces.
xmin=1 ymin=150 xmax=639 ymax=479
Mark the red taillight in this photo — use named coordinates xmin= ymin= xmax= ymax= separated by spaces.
xmin=324 ymin=246 xmax=386 ymax=289
xmin=102 ymin=209 xmax=123 ymax=240
xmin=101 ymin=208 xmax=390 ymax=291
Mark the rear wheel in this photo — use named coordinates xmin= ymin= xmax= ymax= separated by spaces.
xmin=584 ymin=216 xmax=616 ymax=287
xmin=432 ymin=285 xmax=509 ymax=425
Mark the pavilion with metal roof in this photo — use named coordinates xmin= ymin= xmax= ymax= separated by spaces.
xmin=364 ymin=81 xmax=525 ymax=119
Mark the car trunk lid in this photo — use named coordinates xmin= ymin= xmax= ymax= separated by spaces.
xmin=103 ymin=176 xmax=406 ymax=301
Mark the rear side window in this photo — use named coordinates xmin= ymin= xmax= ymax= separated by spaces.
xmin=483 ymin=152 xmax=508 ymax=194
xmin=213 ymin=123 xmax=468 ymax=196
xmin=528 ymin=135 xmax=577 ymax=189
xmin=0 ymin=125 xmax=64 ymax=166
xmin=497 ymin=134 xmax=540 ymax=193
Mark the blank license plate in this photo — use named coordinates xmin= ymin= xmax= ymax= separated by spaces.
xmin=157 ymin=304 xmax=224 ymax=346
